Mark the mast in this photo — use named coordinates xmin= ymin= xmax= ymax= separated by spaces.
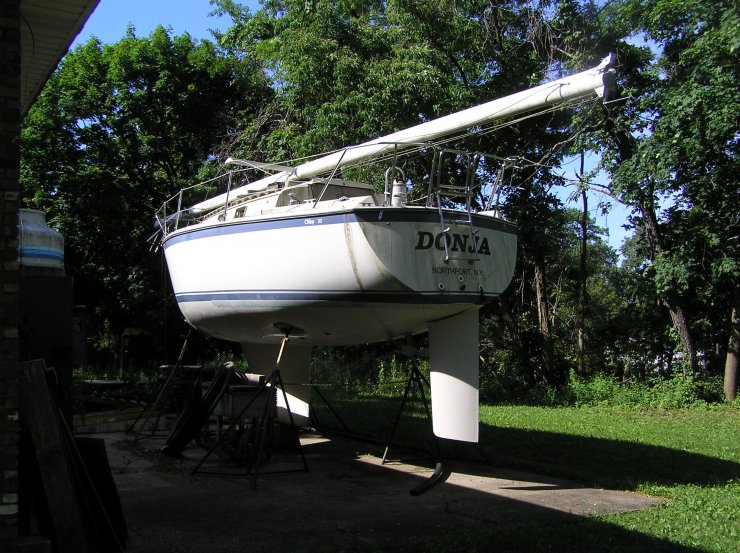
xmin=189 ymin=54 xmax=615 ymax=215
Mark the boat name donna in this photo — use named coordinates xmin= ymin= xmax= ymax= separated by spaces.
xmin=414 ymin=231 xmax=491 ymax=255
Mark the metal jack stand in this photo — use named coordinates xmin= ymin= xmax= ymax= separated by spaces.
xmin=192 ymin=336 xmax=308 ymax=489
xmin=381 ymin=357 xmax=445 ymax=495
xmin=309 ymin=385 xmax=352 ymax=434
xmin=126 ymin=330 xmax=193 ymax=439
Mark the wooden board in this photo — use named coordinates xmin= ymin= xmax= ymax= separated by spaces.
xmin=19 ymin=360 xmax=88 ymax=553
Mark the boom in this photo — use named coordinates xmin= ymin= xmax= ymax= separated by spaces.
xmin=189 ymin=54 xmax=615 ymax=215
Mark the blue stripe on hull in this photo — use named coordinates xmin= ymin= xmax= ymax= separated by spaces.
xmin=163 ymin=208 xmax=517 ymax=247
xmin=165 ymin=213 xmax=352 ymax=246
xmin=175 ymin=290 xmax=489 ymax=305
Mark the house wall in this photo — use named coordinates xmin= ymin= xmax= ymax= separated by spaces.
xmin=0 ymin=1 xmax=21 ymax=551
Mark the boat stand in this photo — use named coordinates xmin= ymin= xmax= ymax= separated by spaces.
xmin=380 ymin=357 xmax=445 ymax=495
xmin=191 ymin=336 xmax=308 ymax=489
xmin=308 ymin=385 xmax=352 ymax=434
xmin=381 ymin=357 xmax=490 ymax=494
xmin=126 ymin=330 xmax=196 ymax=439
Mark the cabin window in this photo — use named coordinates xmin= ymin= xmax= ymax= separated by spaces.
xmin=310 ymin=183 xmax=370 ymax=201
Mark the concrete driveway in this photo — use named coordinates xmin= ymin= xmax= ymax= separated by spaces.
xmin=101 ymin=432 xmax=662 ymax=553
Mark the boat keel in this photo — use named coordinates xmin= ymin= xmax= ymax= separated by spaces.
xmin=428 ymin=309 xmax=479 ymax=442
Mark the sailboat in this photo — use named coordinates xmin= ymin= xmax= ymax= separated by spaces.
xmin=157 ymin=55 xmax=615 ymax=442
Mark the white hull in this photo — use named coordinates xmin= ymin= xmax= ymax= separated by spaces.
xmin=164 ymin=205 xmax=516 ymax=345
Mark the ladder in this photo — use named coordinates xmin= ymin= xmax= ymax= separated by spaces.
xmin=428 ymin=149 xmax=482 ymax=263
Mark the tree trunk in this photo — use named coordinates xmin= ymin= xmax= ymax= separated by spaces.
xmin=640 ymin=203 xmax=698 ymax=374
xmin=492 ymin=295 xmax=534 ymax=386
xmin=577 ymin=154 xmax=588 ymax=376
xmin=724 ymin=289 xmax=739 ymax=401
xmin=666 ymin=288 xmax=698 ymax=376
xmin=534 ymin=259 xmax=557 ymax=385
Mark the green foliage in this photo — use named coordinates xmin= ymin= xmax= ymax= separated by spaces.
xmin=478 ymin=0 xmax=739 ymax=391
xmin=563 ymin=371 xmax=706 ymax=408
xmin=214 ymin=0 xmax=573 ymax=170
xmin=21 ymin=27 xmax=271 ymax=357
xmin=310 ymin=346 xmax=427 ymax=398
xmin=481 ymin=368 xmax=726 ymax=409
xmin=201 ymin=351 xmax=250 ymax=373
xmin=594 ymin=0 xmax=740 ymax=375
xmin=373 ymin=356 xmax=408 ymax=396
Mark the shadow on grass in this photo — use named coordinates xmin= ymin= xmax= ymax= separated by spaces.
xmin=476 ymin=423 xmax=740 ymax=490
xmin=312 ymin=395 xmax=740 ymax=491
xmin=304 ymin=394 xmax=739 ymax=552
xmin=462 ymin=518 xmax=702 ymax=553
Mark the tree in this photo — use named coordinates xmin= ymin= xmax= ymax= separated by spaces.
xmin=21 ymin=27 xmax=272 ymax=357
xmin=593 ymin=1 xmax=739 ymax=389
xmin=725 ymin=293 xmax=739 ymax=401
xmin=212 ymin=0 xmax=617 ymax=386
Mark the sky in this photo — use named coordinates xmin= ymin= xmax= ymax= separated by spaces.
xmin=557 ymin=158 xmax=631 ymax=256
xmin=71 ymin=0 xmax=631 ymax=254
xmin=72 ymin=0 xmax=257 ymax=46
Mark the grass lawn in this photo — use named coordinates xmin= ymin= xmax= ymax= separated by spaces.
xmin=475 ymin=405 xmax=739 ymax=552
xmin=313 ymin=395 xmax=739 ymax=552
